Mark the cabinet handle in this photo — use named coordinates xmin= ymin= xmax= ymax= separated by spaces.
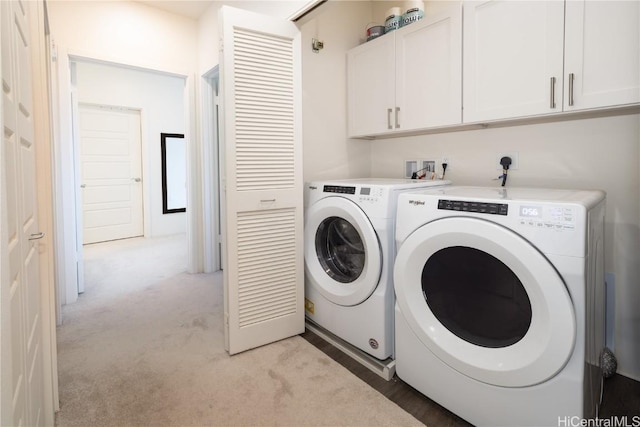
xmin=387 ymin=108 xmax=393 ymax=130
xmin=29 ymin=232 xmax=45 ymax=241
xmin=550 ymin=77 xmax=556 ymax=109
xmin=568 ymin=73 xmax=575 ymax=106
xmin=395 ymin=107 xmax=400 ymax=129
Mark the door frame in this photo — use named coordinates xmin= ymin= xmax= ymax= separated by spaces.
xmin=50 ymin=47 xmax=202 ymax=308
xmin=201 ymin=66 xmax=222 ymax=273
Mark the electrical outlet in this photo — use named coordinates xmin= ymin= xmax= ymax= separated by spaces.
xmin=496 ymin=152 xmax=519 ymax=170
xmin=441 ymin=156 xmax=451 ymax=173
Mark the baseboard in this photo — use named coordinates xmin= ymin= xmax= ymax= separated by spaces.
xmin=305 ymin=319 xmax=396 ymax=381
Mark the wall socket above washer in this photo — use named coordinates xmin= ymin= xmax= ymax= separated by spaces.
xmin=496 ymin=152 xmax=519 ymax=170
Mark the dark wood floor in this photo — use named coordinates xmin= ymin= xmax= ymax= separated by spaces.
xmin=302 ymin=330 xmax=640 ymax=426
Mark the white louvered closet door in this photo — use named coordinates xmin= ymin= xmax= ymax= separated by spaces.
xmin=219 ymin=6 xmax=303 ymax=355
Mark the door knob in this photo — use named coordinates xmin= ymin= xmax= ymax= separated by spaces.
xmin=80 ymin=184 xmax=86 ymax=188
xmin=132 ymin=178 xmax=142 ymax=182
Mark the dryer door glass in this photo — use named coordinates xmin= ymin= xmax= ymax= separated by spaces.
xmin=422 ymin=246 xmax=532 ymax=348
xmin=315 ymin=216 xmax=365 ymax=283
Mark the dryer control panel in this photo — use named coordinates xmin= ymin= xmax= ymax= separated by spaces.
xmin=518 ymin=205 xmax=576 ymax=231
xmin=437 ymin=199 xmax=577 ymax=232
xmin=438 ymin=199 xmax=508 ymax=215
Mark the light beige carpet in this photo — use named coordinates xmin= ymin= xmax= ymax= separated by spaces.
xmin=55 ymin=235 xmax=423 ymax=427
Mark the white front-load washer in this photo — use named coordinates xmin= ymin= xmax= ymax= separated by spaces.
xmin=304 ymin=178 xmax=451 ymax=360
xmin=393 ymin=186 xmax=606 ymax=426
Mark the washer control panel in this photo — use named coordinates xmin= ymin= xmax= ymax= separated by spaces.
xmin=323 ymin=185 xmax=355 ymax=194
xmin=323 ymin=185 xmax=386 ymax=203
xmin=358 ymin=186 xmax=384 ymax=203
xmin=518 ymin=205 xmax=576 ymax=231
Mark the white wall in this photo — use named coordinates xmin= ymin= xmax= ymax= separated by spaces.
xmin=198 ymin=2 xmax=222 ymax=76
xmin=75 ymin=61 xmax=187 ymax=237
xmin=370 ymin=113 xmax=640 ymax=380
xmin=297 ymin=1 xmax=373 ymax=181
xmin=48 ymin=0 xmax=197 ymax=74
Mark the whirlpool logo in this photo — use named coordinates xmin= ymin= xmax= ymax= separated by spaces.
xmin=308 ymin=185 xmax=317 ymax=190
xmin=408 ymin=200 xmax=425 ymax=206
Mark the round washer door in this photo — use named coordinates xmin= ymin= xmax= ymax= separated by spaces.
xmin=394 ymin=217 xmax=576 ymax=387
xmin=305 ymin=197 xmax=382 ymax=306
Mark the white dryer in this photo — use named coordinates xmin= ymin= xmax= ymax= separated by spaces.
xmin=393 ymin=186 xmax=606 ymax=426
xmin=304 ymin=178 xmax=451 ymax=360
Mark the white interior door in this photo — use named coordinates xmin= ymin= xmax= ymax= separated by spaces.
xmin=1 ymin=0 xmax=47 ymax=425
xmin=220 ymin=6 xmax=304 ymax=355
xmin=78 ymin=104 xmax=143 ymax=244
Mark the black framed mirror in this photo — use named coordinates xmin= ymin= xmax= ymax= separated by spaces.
xmin=161 ymin=133 xmax=186 ymax=214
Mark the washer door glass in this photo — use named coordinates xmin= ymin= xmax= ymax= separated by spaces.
xmin=305 ymin=197 xmax=382 ymax=306
xmin=315 ymin=216 xmax=365 ymax=283
xmin=423 ymin=246 xmax=532 ymax=348
xmin=394 ymin=217 xmax=576 ymax=387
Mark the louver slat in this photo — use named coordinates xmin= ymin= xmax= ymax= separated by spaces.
xmin=233 ymin=28 xmax=294 ymax=191
xmin=237 ymin=208 xmax=297 ymax=327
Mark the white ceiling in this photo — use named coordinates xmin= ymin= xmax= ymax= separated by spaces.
xmin=134 ymin=1 xmax=216 ymax=19
xmin=133 ymin=0 xmax=322 ymax=21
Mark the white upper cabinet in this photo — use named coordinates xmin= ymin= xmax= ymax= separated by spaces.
xmin=347 ymin=3 xmax=462 ymax=138
xmin=564 ymin=1 xmax=640 ymax=111
xmin=464 ymin=0 xmax=640 ymax=123
xmin=396 ymin=5 xmax=462 ymax=131
xmin=347 ymin=33 xmax=396 ymax=137
xmin=463 ymin=0 xmax=565 ymax=122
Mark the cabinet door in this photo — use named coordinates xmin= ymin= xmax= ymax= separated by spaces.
xmin=564 ymin=1 xmax=640 ymax=111
xmin=347 ymin=34 xmax=396 ymax=137
xmin=396 ymin=2 xmax=462 ymax=130
xmin=463 ymin=0 xmax=564 ymax=122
